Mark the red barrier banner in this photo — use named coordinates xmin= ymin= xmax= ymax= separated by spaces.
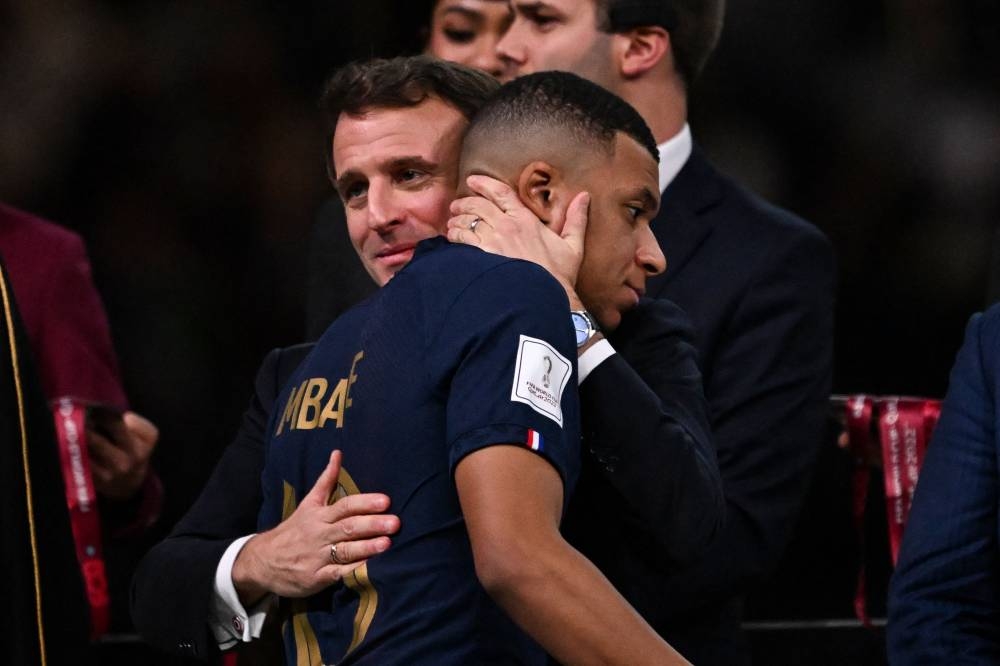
xmin=52 ymin=398 xmax=110 ymax=639
xmin=846 ymin=395 xmax=874 ymax=626
xmin=841 ymin=395 xmax=941 ymax=626
xmin=877 ymin=398 xmax=937 ymax=565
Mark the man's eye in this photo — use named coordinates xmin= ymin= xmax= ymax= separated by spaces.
xmin=344 ymin=182 xmax=367 ymax=201
xmin=626 ymin=205 xmax=642 ymax=220
xmin=526 ymin=11 xmax=557 ymax=28
xmin=443 ymin=28 xmax=476 ymax=44
xmin=398 ymin=169 xmax=424 ymax=182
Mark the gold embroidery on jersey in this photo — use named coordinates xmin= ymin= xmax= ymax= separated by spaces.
xmin=281 ymin=482 xmax=323 ymax=665
xmin=345 ymin=351 xmax=364 ymax=407
xmin=281 ymin=481 xmax=296 ymax=521
xmin=279 ymin=465 xmax=379 ymax=663
xmin=292 ymin=611 xmax=324 ymax=666
xmin=296 ymin=378 xmax=330 ymax=430
xmin=328 ymin=465 xmax=360 ymax=503
xmin=275 ymin=350 xmax=365 ymax=436
xmin=276 ymin=382 xmax=305 ymax=436
xmin=344 ymin=563 xmax=378 ymax=655
xmin=328 ymin=466 xmax=379 ymax=657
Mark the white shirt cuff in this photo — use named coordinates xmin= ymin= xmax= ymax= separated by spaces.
xmin=578 ymin=338 xmax=616 ymax=384
xmin=210 ymin=535 xmax=272 ymax=649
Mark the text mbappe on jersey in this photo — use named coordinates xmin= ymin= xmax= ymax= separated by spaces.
xmin=274 ymin=351 xmax=364 ymax=435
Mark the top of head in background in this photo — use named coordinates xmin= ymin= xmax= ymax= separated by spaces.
xmin=597 ymin=0 xmax=726 ymax=87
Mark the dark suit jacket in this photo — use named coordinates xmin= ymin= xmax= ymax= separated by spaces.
xmin=887 ymin=305 xmax=1000 ymax=663
xmin=131 ymin=343 xmax=313 ymax=660
xmin=575 ymin=149 xmax=834 ymax=666
xmin=141 ymin=148 xmax=831 ymax=664
xmin=132 ymin=295 xmax=724 ymax=660
xmin=305 ymin=198 xmax=376 ymax=340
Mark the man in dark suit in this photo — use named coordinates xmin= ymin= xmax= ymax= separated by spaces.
xmin=132 ymin=58 xmax=721 ymax=661
xmin=474 ymin=1 xmax=834 ymax=663
xmin=887 ymin=304 xmax=1000 ymax=663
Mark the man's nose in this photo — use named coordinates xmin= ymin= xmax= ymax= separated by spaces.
xmin=637 ymin=226 xmax=666 ymax=276
xmin=474 ymin=45 xmax=507 ymax=80
xmin=495 ymin=23 xmax=525 ymax=71
xmin=366 ymin=181 xmax=403 ymax=232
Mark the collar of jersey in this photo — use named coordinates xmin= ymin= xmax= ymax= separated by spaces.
xmin=413 ymin=235 xmax=450 ymax=260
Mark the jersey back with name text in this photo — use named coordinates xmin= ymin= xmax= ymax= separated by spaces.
xmin=259 ymin=238 xmax=580 ymax=665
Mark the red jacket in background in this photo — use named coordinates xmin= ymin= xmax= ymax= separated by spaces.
xmin=0 ymin=202 xmax=127 ymax=409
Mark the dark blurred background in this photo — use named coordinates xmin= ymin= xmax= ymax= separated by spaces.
xmin=1 ymin=0 xmax=998 ymax=662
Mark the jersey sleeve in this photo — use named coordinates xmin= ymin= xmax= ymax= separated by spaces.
xmin=430 ymin=260 xmax=580 ymax=490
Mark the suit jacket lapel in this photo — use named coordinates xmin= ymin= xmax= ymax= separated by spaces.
xmin=647 ymin=148 xmax=723 ymax=297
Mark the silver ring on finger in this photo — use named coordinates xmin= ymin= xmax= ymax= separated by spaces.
xmin=330 ymin=542 xmax=347 ymax=565
xmin=469 ymin=217 xmax=482 ymax=233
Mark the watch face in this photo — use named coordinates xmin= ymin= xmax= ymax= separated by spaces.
xmin=571 ymin=312 xmax=591 ymax=346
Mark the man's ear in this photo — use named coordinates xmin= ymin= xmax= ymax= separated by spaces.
xmin=616 ymin=26 xmax=671 ymax=79
xmin=516 ymin=161 xmax=573 ymax=233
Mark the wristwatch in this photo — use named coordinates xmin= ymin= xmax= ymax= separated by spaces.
xmin=571 ymin=310 xmax=598 ymax=348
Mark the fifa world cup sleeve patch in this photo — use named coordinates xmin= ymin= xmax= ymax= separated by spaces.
xmin=510 ymin=334 xmax=572 ymax=427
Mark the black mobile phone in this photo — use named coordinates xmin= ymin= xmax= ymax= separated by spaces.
xmin=85 ymin=403 xmax=126 ymax=443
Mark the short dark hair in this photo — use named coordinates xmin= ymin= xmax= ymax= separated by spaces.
xmin=466 ymin=70 xmax=658 ymax=163
xmin=319 ymin=55 xmax=500 ymax=177
xmin=595 ymin=0 xmax=725 ymax=88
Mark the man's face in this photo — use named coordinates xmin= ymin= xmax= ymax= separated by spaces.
xmin=333 ymin=98 xmax=466 ymax=286
xmin=496 ymin=0 xmax=617 ymax=89
xmin=574 ymin=133 xmax=664 ymax=330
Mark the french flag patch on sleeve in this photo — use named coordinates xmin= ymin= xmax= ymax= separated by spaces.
xmin=526 ymin=429 xmax=543 ymax=452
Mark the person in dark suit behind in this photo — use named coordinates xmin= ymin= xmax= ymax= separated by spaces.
xmin=457 ymin=1 xmax=834 ymax=663
xmin=887 ymin=303 xmax=1000 ymax=663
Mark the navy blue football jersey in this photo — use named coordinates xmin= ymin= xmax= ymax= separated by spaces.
xmin=259 ymin=238 xmax=580 ymax=665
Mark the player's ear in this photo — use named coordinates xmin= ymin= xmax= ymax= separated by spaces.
xmin=616 ymin=26 xmax=670 ymax=79
xmin=516 ymin=161 xmax=573 ymax=233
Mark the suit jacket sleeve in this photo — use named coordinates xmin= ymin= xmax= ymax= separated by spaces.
xmin=694 ymin=225 xmax=833 ymax=596
xmin=579 ymin=298 xmax=723 ymax=564
xmin=130 ymin=345 xmax=309 ymax=660
xmin=652 ymin=226 xmax=834 ymax=611
xmin=887 ymin=309 xmax=1000 ymax=664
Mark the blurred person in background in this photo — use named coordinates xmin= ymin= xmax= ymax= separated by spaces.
xmin=0 ymin=203 xmax=161 ymax=650
xmin=1 ymin=253 xmax=90 ymax=665
xmin=888 ymin=303 xmax=1000 ymax=663
xmin=306 ymin=0 xmax=512 ymax=339
xmin=468 ymin=1 xmax=834 ymax=664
